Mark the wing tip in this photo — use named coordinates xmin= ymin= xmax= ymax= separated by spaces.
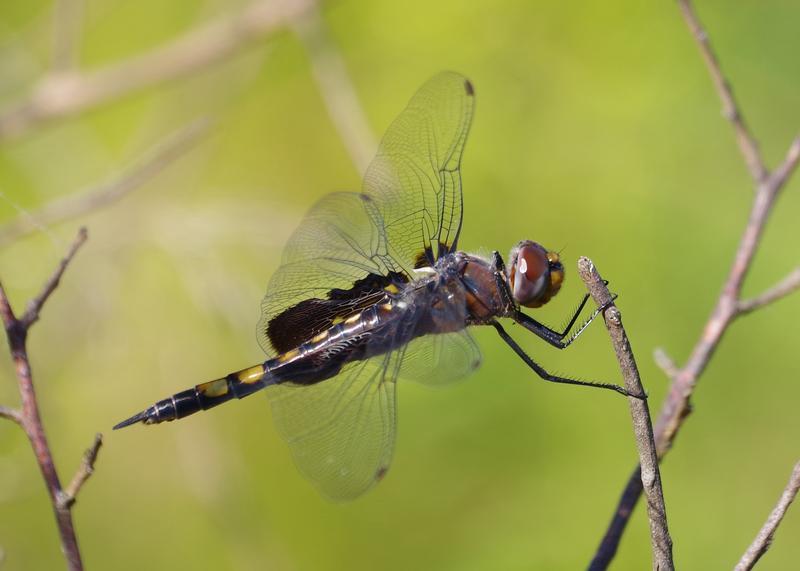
xmin=463 ymin=78 xmax=475 ymax=96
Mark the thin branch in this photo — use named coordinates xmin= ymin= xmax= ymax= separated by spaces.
xmin=736 ymin=267 xmax=800 ymax=315
xmin=578 ymin=258 xmax=674 ymax=571
xmin=766 ymin=136 xmax=800 ymax=192
xmin=0 ymin=118 xmax=211 ymax=247
xmin=735 ymin=460 xmax=800 ymax=571
xmin=589 ymin=3 xmax=800 ymax=567
xmin=677 ymin=0 xmax=767 ymax=183
xmin=58 ymin=434 xmax=103 ymax=510
xmin=0 ymin=0 xmax=313 ymax=141
xmin=589 ymin=465 xmax=645 ymax=570
xmin=293 ymin=6 xmax=376 ymax=175
xmin=20 ymin=227 xmax=87 ymax=328
xmin=0 ymin=282 xmax=15 ymax=326
xmin=0 ymin=227 xmax=92 ymax=571
xmin=0 ymin=405 xmax=23 ymax=426
xmin=653 ymin=348 xmax=679 ymax=381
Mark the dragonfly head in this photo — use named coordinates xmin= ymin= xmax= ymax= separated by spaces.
xmin=507 ymin=241 xmax=564 ymax=308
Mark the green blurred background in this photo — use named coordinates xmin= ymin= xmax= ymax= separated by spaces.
xmin=1 ymin=1 xmax=799 ymax=569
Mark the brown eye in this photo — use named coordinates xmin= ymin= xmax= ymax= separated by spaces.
xmin=508 ymin=241 xmax=564 ymax=308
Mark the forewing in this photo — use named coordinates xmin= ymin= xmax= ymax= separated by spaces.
xmin=257 ymin=192 xmax=405 ymax=357
xmin=363 ymin=72 xmax=475 ymax=271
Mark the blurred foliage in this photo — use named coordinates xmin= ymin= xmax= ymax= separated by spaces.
xmin=0 ymin=1 xmax=799 ymax=570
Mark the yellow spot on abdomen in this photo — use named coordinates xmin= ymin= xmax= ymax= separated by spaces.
xmin=199 ymin=378 xmax=229 ymax=398
xmin=236 ymin=365 xmax=264 ymax=384
xmin=278 ymin=348 xmax=300 ymax=362
xmin=344 ymin=313 xmax=361 ymax=325
xmin=310 ymin=331 xmax=328 ymax=344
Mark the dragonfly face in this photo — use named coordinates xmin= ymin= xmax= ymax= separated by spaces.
xmin=507 ymin=240 xmax=564 ymax=309
xmin=115 ymin=72 xmax=633 ymax=501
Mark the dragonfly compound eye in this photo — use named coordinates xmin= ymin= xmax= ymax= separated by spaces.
xmin=508 ymin=241 xmax=563 ymax=308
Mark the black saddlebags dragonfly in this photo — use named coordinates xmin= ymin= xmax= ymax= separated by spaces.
xmin=115 ymin=72 xmax=635 ymax=500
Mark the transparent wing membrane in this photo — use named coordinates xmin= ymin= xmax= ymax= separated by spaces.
xmin=257 ymin=192 xmax=401 ymax=357
xmin=267 ymin=351 xmax=399 ymax=501
xmin=267 ymin=328 xmax=481 ymax=500
xmin=396 ymin=330 xmax=482 ymax=387
xmin=363 ymin=72 xmax=475 ymax=270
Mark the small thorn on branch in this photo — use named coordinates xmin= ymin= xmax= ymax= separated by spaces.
xmin=58 ymin=433 xmax=103 ymax=510
xmin=0 ymin=405 xmax=23 ymax=425
xmin=654 ymin=348 xmax=679 ymax=380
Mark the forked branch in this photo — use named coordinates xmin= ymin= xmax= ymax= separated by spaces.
xmin=0 ymin=228 xmax=96 ymax=571
xmin=588 ymin=2 xmax=800 ymax=568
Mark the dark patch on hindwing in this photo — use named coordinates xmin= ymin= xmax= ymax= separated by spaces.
xmin=413 ymin=246 xmax=434 ymax=269
xmin=266 ymin=271 xmax=408 ymax=355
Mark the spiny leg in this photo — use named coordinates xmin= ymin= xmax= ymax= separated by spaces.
xmin=490 ymin=250 xmax=613 ymax=350
xmin=512 ymin=296 xmax=614 ymax=350
xmin=490 ymin=320 xmax=643 ymax=399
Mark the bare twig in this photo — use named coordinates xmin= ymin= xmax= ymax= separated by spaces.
xmin=578 ymin=258 xmax=674 ymax=571
xmin=0 ymin=0 xmax=313 ymax=141
xmin=737 ymin=267 xmax=800 ymax=315
xmin=653 ymin=348 xmax=679 ymax=381
xmin=58 ymin=434 xmax=103 ymax=510
xmin=589 ymin=3 xmax=800 ymax=567
xmin=0 ymin=118 xmax=210 ymax=247
xmin=0 ymin=405 xmax=23 ymax=425
xmin=677 ymin=0 xmax=766 ymax=183
xmin=735 ymin=460 xmax=800 ymax=571
xmin=0 ymin=228 xmax=95 ymax=571
xmin=293 ymin=6 xmax=376 ymax=175
xmin=21 ymin=227 xmax=87 ymax=328
xmin=767 ymin=136 xmax=800 ymax=192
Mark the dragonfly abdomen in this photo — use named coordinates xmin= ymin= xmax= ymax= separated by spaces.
xmin=113 ymin=365 xmax=270 ymax=429
xmin=265 ymin=303 xmax=391 ymax=386
xmin=114 ymin=303 xmax=401 ymax=429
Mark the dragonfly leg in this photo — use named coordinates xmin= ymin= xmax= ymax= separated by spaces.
xmin=513 ymin=288 xmax=617 ymax=349
xmin=490 ymin=320 xmax=644 ymax=399
xmin=492 ymin=249 xmax=614 ymax=349
xmin=490 ymin=251 xmax=516 ymax=312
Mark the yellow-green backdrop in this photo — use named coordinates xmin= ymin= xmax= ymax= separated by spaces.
xmin=0 ymin=1 xmax=798 ymax=569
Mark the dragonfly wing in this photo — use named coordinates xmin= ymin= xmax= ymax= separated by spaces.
xmin=259 ymin=73 xmax=475 ymax=357
xmin=396 ymin=329 xmax=482 ymax=387
xmin=363 ymin=71 xmax=475 ymax=271
xmin=267 ymin=349 xmax=400 ymax=501
xmin=258 ymin=192 xmax=406 ymax=357
xmin=268 ymin=314 xmax=481 ymax=500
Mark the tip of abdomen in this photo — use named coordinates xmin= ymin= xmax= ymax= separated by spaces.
xmin=113 ymin=409 xmax=150 ymax=430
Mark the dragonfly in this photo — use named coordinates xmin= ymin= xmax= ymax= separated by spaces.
xmin=115 ymin=72 xmax=636 ymax=501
